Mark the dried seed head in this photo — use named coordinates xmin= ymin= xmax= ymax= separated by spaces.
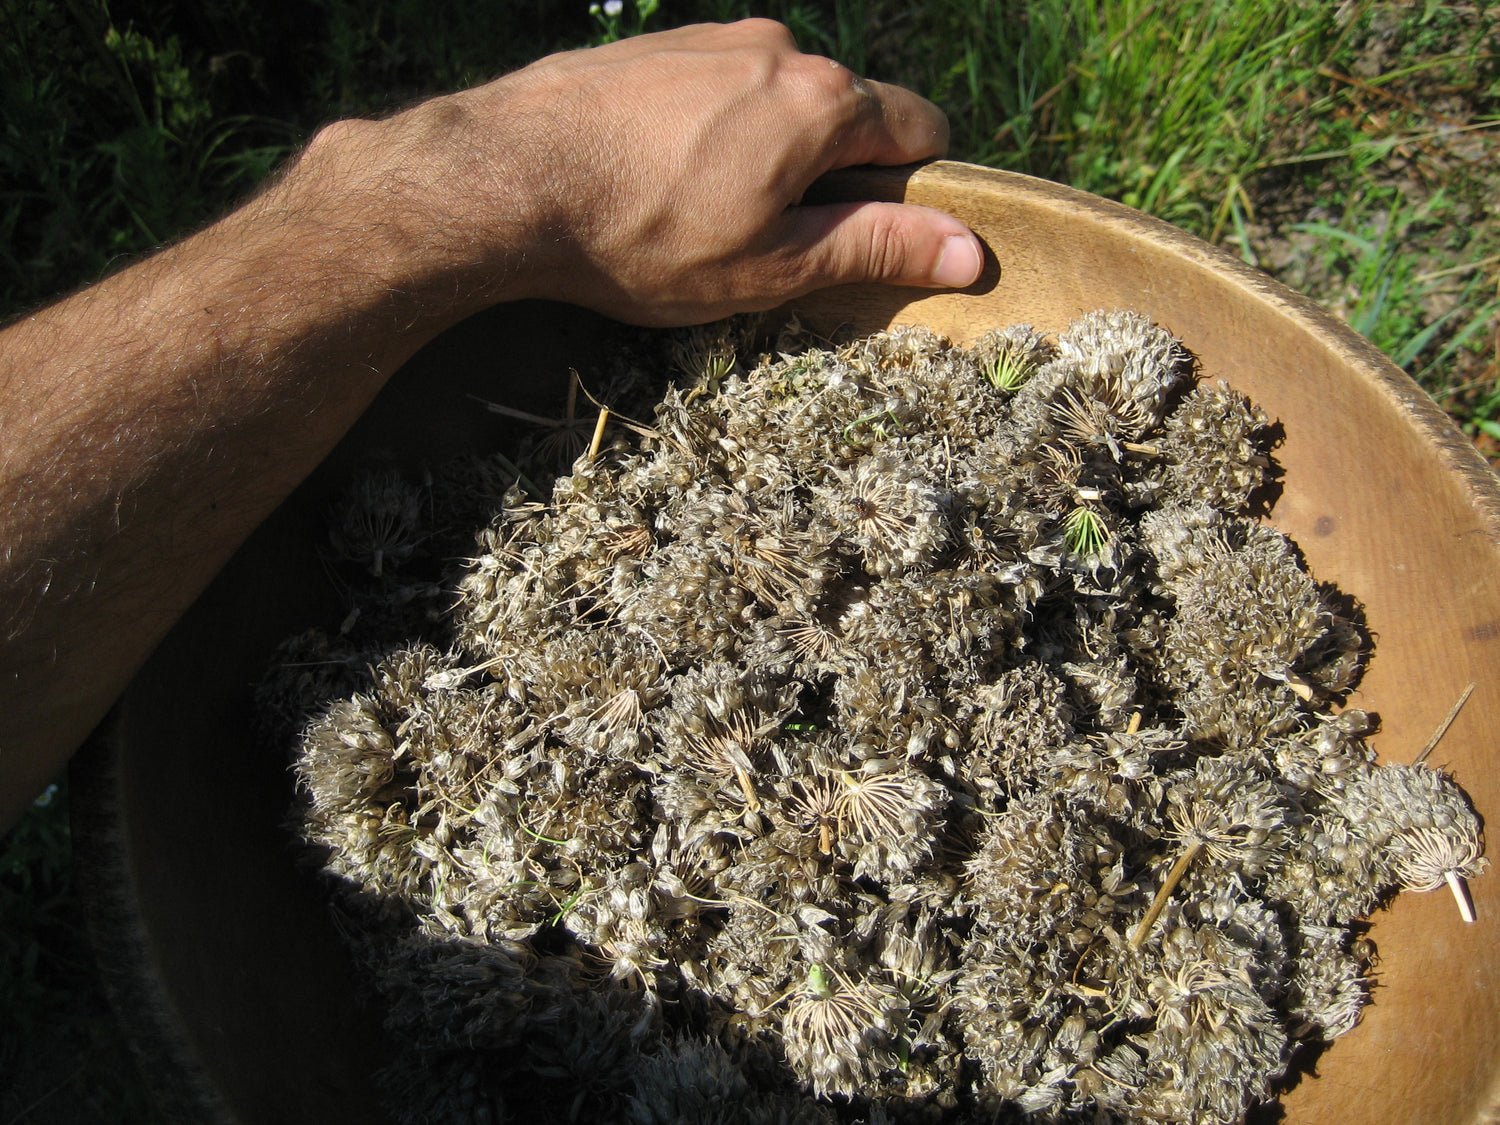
xmin=1150 ymin=381 xmax=1271 ymax=511
xmin=277 ymin=312 xmax=1485 ymax=1123
xmin=819 ymin=454 xmax=948 ymax=579
xmin=1390 ymin=824 xmax=1486 ymax=893
xmin=1165 ymin=758 xmax=1287 ymax=876
xmin=1056 ymin=309 xmax=1189 ymax=419
xmin=833 ymin=762 xmax=949 ymax=881
xmin=327 ymin=469 xmax=427 ymax=577
xmin=782 ymin=965 xmax=907 ymax=1098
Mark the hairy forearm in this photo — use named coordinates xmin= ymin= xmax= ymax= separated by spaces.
xmin=0 ymin=20 xmax=979 ymax=829
xmin=0 ymin=113 xmax=537 ymax=825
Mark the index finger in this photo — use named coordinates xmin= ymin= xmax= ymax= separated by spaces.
xmin=798 ymin=58 xmax=950 ymax=173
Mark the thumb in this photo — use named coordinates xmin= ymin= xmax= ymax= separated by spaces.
xmin=778 ymin=201 xmax=985 ymax=292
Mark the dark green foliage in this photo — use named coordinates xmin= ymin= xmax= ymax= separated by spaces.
xmin=0 ymin=783 xmax=167 ymax=1123
xmin=1 ymin=783 xmax=72 ymax=1024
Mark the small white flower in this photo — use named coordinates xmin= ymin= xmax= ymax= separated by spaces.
xmin=602 ymin=0 xmax=624 ymax=14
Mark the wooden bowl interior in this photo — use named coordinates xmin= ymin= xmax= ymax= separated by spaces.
xmin=80 ymin=162 xmax=1500 ymax=1123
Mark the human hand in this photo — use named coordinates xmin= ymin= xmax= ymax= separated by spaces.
xmin=297 ymin=19 xmax=983 ymax=327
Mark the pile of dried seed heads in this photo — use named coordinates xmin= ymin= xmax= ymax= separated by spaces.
xmin=270 ymin=313 xmax=1486 ymax=1124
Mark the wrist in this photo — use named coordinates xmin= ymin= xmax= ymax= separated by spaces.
xmin=267 ymin=90 xmax=558 ymax=339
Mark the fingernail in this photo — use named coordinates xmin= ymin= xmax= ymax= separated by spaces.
xmin=932 ymin=234 xmax=983 ymax=288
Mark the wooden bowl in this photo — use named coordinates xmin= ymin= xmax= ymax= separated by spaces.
xmin=74 ymin=161 xmax=1500 ymax=1123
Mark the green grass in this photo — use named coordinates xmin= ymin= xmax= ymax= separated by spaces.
xmin=1 ymin=0 xmax=1497 ymax=1115
xmin=863 ymin=0 xmax=1497 ymax=441
xmin=693 ymin=0 xmax=1498 ymax=443
xmin=1245 ymin=2 xmax=1499 ymax=443
xmin=919 ymin=0 xmax=1346 ymax=234
xmin=1287 ymin=187 xmax=1500 ymax=376
xmin=0 ymin=0 xmax=294 ymax=311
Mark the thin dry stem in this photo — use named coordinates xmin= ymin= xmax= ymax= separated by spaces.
xmin=734 ymin=762 xmax=761 ymax=813
xmin=1447 ymin=869 xmax=1477 ymax=923
xmin=588 ymin=407 xmax=610 ymax=462
xmin=1130 ymin=839 xmax=1203 ymax=950
xmin=1413 ymin=681 xmax=1475 ymax=766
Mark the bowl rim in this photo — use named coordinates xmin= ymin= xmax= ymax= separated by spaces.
xmin=808 ymin=159 xmax=1500 ymax=545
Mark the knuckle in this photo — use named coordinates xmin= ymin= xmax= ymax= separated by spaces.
xmin=802 ymin=55 xmax=864 ymax=101
xmin=864 ymin=212 xmax=914 ymax=279
xmin=734 ymin=16 xmax=795 ymax=44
